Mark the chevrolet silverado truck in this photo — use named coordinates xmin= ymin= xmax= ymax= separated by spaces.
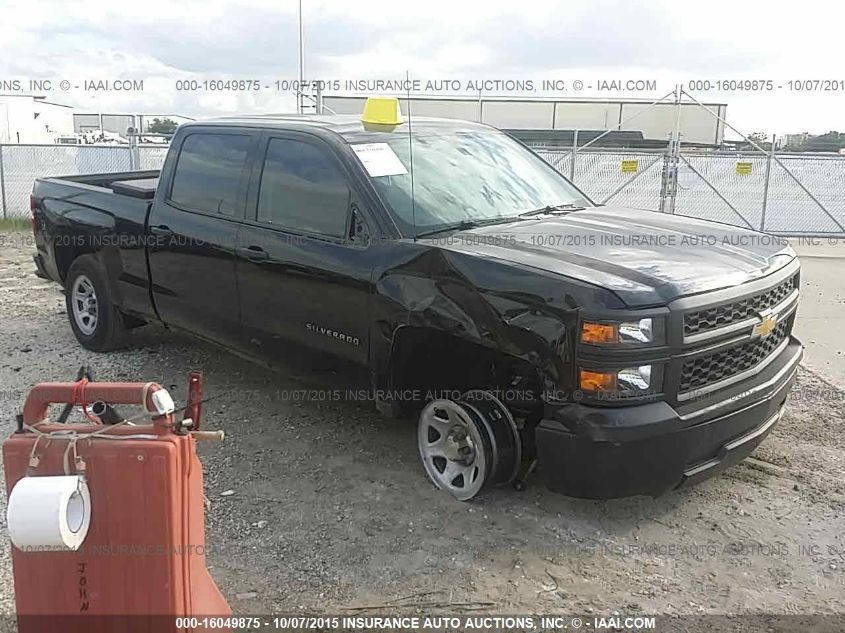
xmin=30 ymin=98 xmax=802 ymax=500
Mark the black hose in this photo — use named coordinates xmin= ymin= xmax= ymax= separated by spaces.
xmin=90 ymin=401 xmax=123 ymax=425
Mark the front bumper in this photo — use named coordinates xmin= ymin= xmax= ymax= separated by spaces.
xmin=535 ymin=338 xmax=802 ymax=498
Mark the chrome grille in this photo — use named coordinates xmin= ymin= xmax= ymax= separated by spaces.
xmin=679 ymin=320 xmax=790 ymax=393
xmin=684 ymin=274 xmax=798 ymax=337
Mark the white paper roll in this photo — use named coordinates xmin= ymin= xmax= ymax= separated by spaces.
xmin=6 ymin=475 xmax=91 ymax=552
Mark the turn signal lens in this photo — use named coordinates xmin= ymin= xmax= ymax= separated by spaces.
xmin=581 ymin=317 xmax=659 ymax=345
xmin=579 ymin=369 xmax=617 ymax=392
xmin=581 ymin=322 xmax=618 ymax=344
xmin=579 ymin=365 xmax=658 ymax=398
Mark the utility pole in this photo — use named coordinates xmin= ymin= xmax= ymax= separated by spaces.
xmin=298 ymin=0 xmax=305 ymax=114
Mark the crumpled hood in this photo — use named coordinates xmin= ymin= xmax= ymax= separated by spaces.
xmin=428 ymin=206 xmax=797 ymax=307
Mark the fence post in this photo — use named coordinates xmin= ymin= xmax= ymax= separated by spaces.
xmin=659 ymin=140 xmax=669 ymax=213
xmin=569 ymin=130 xmax=578 ymax=182
xmin=659 ymin=132 xmax=680 ymax=214
xmin=668 ymin=132 xmax=680 ymax=215
xmin=668 ymin=84 xmax=683 ymax=215
xmin=0 ymin=144 xmax=6 ymax=219
xmin=760 ymin=133 xmax=775 ymax=232
xmin=127 ymin=133 xmax=141 ymax=171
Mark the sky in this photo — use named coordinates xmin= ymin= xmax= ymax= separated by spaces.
xmin=0 ymin=0 xmax=842 ymax=138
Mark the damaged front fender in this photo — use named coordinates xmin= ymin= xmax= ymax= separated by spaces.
xmin=369 ymin=243 xmax=625 ymax=407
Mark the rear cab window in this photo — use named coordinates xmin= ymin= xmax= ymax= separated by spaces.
xmin=169 ymin=132 xmax=252 ymax=216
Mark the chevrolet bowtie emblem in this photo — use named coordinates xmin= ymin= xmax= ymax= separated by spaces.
xmin=753 ymin=314 xmax=778 ymax=338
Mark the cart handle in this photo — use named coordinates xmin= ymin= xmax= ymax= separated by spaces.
xmin=22 ymin=382 xmax=174 ymax=425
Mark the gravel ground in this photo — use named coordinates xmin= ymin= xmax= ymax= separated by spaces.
xmin=0 ymin=229 xmax=843 ymax=620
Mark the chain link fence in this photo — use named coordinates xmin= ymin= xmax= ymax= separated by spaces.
xmin=535 ymin=147 xmax=845 ymax=235
xmin=0 ymin=142 xmax=843 ymax=235
xmin=0 ymin=145 xmax=167 ymax=219
xmin=674 ymin=153 xmax=767 ymax=230
xmin=765 ymin=155 xmax=845 ymax=233
xmin=137 ymin=146 xmax=169 ymax=171
xmin=537 ymin=149 xmax=665 ymax=211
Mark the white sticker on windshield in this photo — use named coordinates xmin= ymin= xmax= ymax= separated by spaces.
xmin=351 ymin=143 xmax=408 ymax=177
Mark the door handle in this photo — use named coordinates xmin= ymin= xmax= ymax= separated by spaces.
xmin=150 ymin=225 xmax=173 ymax=237
xmin=236 ymin=245 xmax=269 ymax=262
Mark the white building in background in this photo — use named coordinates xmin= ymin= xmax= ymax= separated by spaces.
xmin=73 ymin=113 xmax=193 ymax=139
xmin=0 ymin=95 xmax=75 ymax=143
xmin=778 ymin=132 xmax=810 ymax=149
xmin=322 ymin=95 xmax=728 ymax=147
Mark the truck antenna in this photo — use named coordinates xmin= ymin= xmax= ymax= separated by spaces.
xmin=406 ymin=71 xmax=417 ymax=242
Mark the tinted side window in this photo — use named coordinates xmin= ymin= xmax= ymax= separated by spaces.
xmin=170 ymin=133 xmax=251 ymax=215
xmin=257 ymin=138 xmax=350 ymax=238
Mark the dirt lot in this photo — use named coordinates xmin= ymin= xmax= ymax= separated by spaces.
xmin=0 ymin=229 xmax=844 ymax=620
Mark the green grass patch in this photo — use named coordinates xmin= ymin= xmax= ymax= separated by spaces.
xmin=0 ymin=217 xmax=29 ymax=231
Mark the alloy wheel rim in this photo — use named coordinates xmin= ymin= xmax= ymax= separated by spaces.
xmin=71 ymin=275 xmax=99 ymax=336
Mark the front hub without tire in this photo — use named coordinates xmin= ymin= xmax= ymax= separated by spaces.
xmin=418 ymin=400 xmax=489 ymax=501
xmin=460 ymin=390 xmax=522 ymax=487
xmin=417 ymin=393 xmax=522 ymax=501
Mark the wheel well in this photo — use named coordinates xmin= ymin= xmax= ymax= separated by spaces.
xmin=389 ymin=327 xmax=543 ymax=421
xmin=55 ymin=244 xmax=96 ymax=285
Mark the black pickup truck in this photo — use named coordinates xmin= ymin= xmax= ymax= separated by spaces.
xmin=31 ymin=103 xmax=802 ymax=500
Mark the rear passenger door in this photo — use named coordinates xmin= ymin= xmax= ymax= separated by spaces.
xmin=235 ymin=131 xmax=374 ymax=368
xmin=147 ymin=127 xmax=258 ymax=350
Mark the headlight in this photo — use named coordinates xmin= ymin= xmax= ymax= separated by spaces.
xmin=617 ymin=365 xmax=652 ymax=391
xmin=619 ymin=318 xmax=653 ymax=343
xmin=579 ymin=365 xmax=658 ymax=398
xmin=580 ymin=317 xmax=661 ymax=345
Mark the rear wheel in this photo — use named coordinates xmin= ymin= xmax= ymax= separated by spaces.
xmin=65 ymin=256 xmax=130 ymax=352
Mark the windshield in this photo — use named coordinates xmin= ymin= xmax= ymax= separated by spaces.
xmin=357 ymin=129 xmax=592 ymax=237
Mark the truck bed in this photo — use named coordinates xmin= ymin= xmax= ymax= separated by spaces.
xmin=50 ymin=170 xmax=161 ymax=199
xmin=32 ymin=170 xmax=160 ymax=297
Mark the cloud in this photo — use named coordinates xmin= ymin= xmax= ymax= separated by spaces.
xmin=467 ymin=4 xmax=762 ymax=74
xmin=0 ymin=0 xmax=843 ymax=134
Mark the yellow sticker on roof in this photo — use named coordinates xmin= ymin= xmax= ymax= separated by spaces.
xmin=351 ymin=143 xmax=408 ymax=177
